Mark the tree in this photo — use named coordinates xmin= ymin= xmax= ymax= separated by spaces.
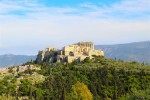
xmin=19 ymin=79 xmax=31 ymax=96
xmin=26 ymin=65 xmax=32 ymax=75
xmin=84 ymin=57 xmax=90 ymax=63
xmin=8 ymin=68 xmax=13 ymax=73
xmin=16 ymin=67 xmax=19 ymax=73
xmin=70 ymin=81 xmax=93 ymax=100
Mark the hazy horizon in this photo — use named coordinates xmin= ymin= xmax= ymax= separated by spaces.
xmin=0 ymin=40 xmax=150 ymax=55
xmin=0 ymin=0 xmax=150 ymax=55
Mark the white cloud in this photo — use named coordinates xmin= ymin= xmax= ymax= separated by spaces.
xmin=1 ymin=0 xmax=150 ymax=18
xmin=78 ymin=0 xmax=150 ymax=19
xmin=0 ymin=0 xmax=37 ymax=13
xmin=0 ymin=0 xmax=150 ymax=54
xmin=1 ymin=13 xmax=150 ymax=44
xmin=0 ymin=43 xmax=6 ymax=49
xmin=112 ymin=0 xmax=150 ymax=13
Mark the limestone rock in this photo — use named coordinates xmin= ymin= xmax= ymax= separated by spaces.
xmin=36 ymin=42 xmax=104 ymax=63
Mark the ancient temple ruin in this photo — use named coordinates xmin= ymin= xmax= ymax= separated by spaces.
xmin=36 ymin=42 xmax=104 ymax=63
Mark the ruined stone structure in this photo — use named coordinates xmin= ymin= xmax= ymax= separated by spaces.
xmin=36 ymin=42 xmax=104 ymax=63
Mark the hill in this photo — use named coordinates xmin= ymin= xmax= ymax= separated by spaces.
xmin=0 ymin=54 xmax=36 ymax=68
xmin=95 ymin=41 xmax=150 ymax=64
xmin=0 ymin=56 xmax=150 ymax=99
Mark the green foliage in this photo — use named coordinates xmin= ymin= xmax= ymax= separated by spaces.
xmin=19 ymin=79 xmax=32 ymax=96
xmin=0 ymin=75 xmax=17 ymax=97
xmin=8 ymin=67 xmax=13 ymax=73
xmin=0 ymin=56 xmax=150 ymax=100
xmin=69 ymin=81 xmax=93 ymax=100
xmin=83 ymin=57 xmax=91 ymax=63
xmin=0 ymin=94 xmax=15 ymax=100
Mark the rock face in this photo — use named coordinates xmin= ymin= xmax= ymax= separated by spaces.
xmin=36 ymin=42 xmax=104 ymax=63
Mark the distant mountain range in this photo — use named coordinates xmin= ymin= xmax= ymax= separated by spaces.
xmin=95 ymin=41 xmax=150 ymax=64
xmin=0 ymin=41 xmax=150 ymax=68
xmin=0 ymin=54 xmax=36 ymax=68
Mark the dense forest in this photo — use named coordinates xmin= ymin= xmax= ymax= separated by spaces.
xmin=0 ymin=56 xmax=150 ymax=100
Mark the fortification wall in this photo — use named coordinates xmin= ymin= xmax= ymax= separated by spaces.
xmin=36 ymin=42 xmax=104 ymax=63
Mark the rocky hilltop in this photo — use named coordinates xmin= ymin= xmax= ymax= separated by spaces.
xmin=36 ymin=42 xmax=104 ymax=63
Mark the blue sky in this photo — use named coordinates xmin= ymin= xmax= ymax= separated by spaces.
xmin=37 ymin=0 xmax=121 ymax=7
xmin=0 ymin=0 xmax=150 ymax=55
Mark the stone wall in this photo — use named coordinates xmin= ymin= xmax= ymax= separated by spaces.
xmin=36 ymin=42 xmax=104 ymax=63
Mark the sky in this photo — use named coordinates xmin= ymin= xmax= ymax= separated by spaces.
xmin=0 ymin=0 xmax=150 ymax=55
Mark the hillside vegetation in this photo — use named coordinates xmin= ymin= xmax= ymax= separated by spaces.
xmin=95 ymin=41 xmax=150 ymax=64
xmin=0 ymin=56 xmax=150 ymax=100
